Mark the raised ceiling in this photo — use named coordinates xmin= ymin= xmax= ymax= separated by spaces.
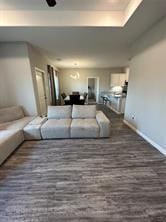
xmin=0 ymin=0 xmax=131 ymax=11
xmin=0 ymin=0 xmax=143 ymax=27
xmin=0 ymin=0 xmax=166 ymax=68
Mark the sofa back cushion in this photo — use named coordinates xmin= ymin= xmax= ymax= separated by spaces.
xmin=0 ymin=106 xmax=24 ymax=124
xmin=47 ymin=106 xmax=72 ymax=119
xmin=72 ymin=105 xmax=96 ymax=119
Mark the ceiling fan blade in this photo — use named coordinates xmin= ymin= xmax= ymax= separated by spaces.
xmin=46 ymin=0 xmax=56 ymax=7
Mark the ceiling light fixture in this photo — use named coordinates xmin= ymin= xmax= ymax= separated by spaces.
xmin=46 ymin=0 xmax=56 ymax=7
xmin=74 ymin=62 xmax=79 ymax=67
xmin=70 ymin=72 xmax=80 ymax=80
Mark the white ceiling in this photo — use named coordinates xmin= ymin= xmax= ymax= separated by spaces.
xmin=0 ymin=0 xmax=143 ymax=27
xmin=0 ymin=0 xmax=166 ymax=68
xmin=0 ymin=0 xmax=131 ymax=11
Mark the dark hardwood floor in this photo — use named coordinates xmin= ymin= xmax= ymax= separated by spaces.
xmin=0 ymin=105 xmax=166 ymax=222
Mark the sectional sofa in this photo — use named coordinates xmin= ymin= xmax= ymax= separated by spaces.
xmin=0 ymin=106 xmax=34 ymax=165
xmin=0 ymin=105 xmax=110 ymax=165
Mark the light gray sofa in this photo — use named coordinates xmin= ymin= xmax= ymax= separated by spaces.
xmin=41 ymin=105 xmax=111 ymax=139
xmin=0 ymin=105 xmax=110 ymax=165
xmin=0 ymin=106 xmax=34 ymax=165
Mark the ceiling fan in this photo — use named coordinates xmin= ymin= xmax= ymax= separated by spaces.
xmin=46 ymin=0 xmax=57 ymax=7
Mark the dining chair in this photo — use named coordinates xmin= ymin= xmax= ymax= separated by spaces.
xmin=70 ymin=95 xmax=80 ymax=105
xmin=72 ymin=91 xmax=80 ymax=95
xmin=84 ymin=92 xmax=88 ymax=100
xmin=79 ymin=99 xmax=85 ymax=105
xmin=61 ymin=92 xmax=67 ymax=100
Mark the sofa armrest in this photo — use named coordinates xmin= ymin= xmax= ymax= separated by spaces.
xmin=29 ymin=117 xmax=47 ymax=125
xmin=96 ymin=111 xmax=111 ymax=137
xmin=23 ymin=117 xmax=47 ymax=141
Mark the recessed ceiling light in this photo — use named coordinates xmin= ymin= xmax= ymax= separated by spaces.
xmin=56 ymin=58 xmax=62 ymax=61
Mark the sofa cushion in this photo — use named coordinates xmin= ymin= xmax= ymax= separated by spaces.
xmin=47 ymin=106 xmax=72 ymax=119
xmin=0 ymin=106 xmax=24 ymax=124
xmin=0 ymin=130 xmax=24 ymax=165
xmin=71 ymin=119 xmax=99 ymax=138
xmin=41 ymin=119 xmax=72 ymax=139
xmin=0 ymin=117 xmax=34 ymax=131
xmin=23 ymin=117 xmax=47 ymax=140
xmin=72 ymin=105 xmax=96 ymax=119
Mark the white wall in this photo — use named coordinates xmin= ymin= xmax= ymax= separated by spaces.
xmin=59 ymin=68 xmax=124 ymax=102
xmin=0 ymin=42 xmax=37 ymax=115
xmin=125 ymin=17 xmax=166 ymax=151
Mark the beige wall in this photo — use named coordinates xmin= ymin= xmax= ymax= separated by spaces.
xmin=125 ymin=17 xmax=166 ymax=151
xmin=0 ymin=68 xmax=8 ymax=106
xmin=27 ymin=44 xmax=59 ymax=114
xmin=59 ymin=67 xmax=124 ymax=102
xmin=0 ymin=42 xmax=59 ymax=115
xmin=0 ymin=42 xmax=37 ymax=115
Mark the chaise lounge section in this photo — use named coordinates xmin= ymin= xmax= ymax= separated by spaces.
xmin=0 ymin=106 xmax=34 ymax=165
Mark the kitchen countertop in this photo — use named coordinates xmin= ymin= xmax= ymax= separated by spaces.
xmin=101 ymin=93 xmax=126 ymax=99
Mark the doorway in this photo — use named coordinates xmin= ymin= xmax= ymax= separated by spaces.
xmin=87 ymin=77 xmax=99 ymax=104
xmin=35 ymin=68 xmax=47 ymax=116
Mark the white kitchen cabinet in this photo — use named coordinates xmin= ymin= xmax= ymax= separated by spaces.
xmin=110 ymin=74 xmax=120 ymax=87
xmin=110 ymin=73 xmax=128 ymax=87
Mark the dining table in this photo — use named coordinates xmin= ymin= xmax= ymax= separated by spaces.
xmin=64 ymin=95 xmax=84 ymax=101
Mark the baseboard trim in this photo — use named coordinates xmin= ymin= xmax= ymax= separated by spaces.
xmin=107 ymin=104 xmax=121 ymax=115
xmin=123 ymin=119 xmax=166 ymax=156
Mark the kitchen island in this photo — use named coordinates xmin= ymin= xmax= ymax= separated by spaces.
xmin=101 ymin=92 xmax=126 ymax=114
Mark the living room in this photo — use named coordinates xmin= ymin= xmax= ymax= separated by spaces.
xmin=0 ymin=0 xmax=166 ymax=221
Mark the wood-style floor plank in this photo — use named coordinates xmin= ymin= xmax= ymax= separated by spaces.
xmin=0 ymin=105 xmax=166 ymax=222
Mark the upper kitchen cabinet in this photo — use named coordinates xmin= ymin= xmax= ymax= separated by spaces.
xmin=110 ymin=73 xmax=129 ymax=87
